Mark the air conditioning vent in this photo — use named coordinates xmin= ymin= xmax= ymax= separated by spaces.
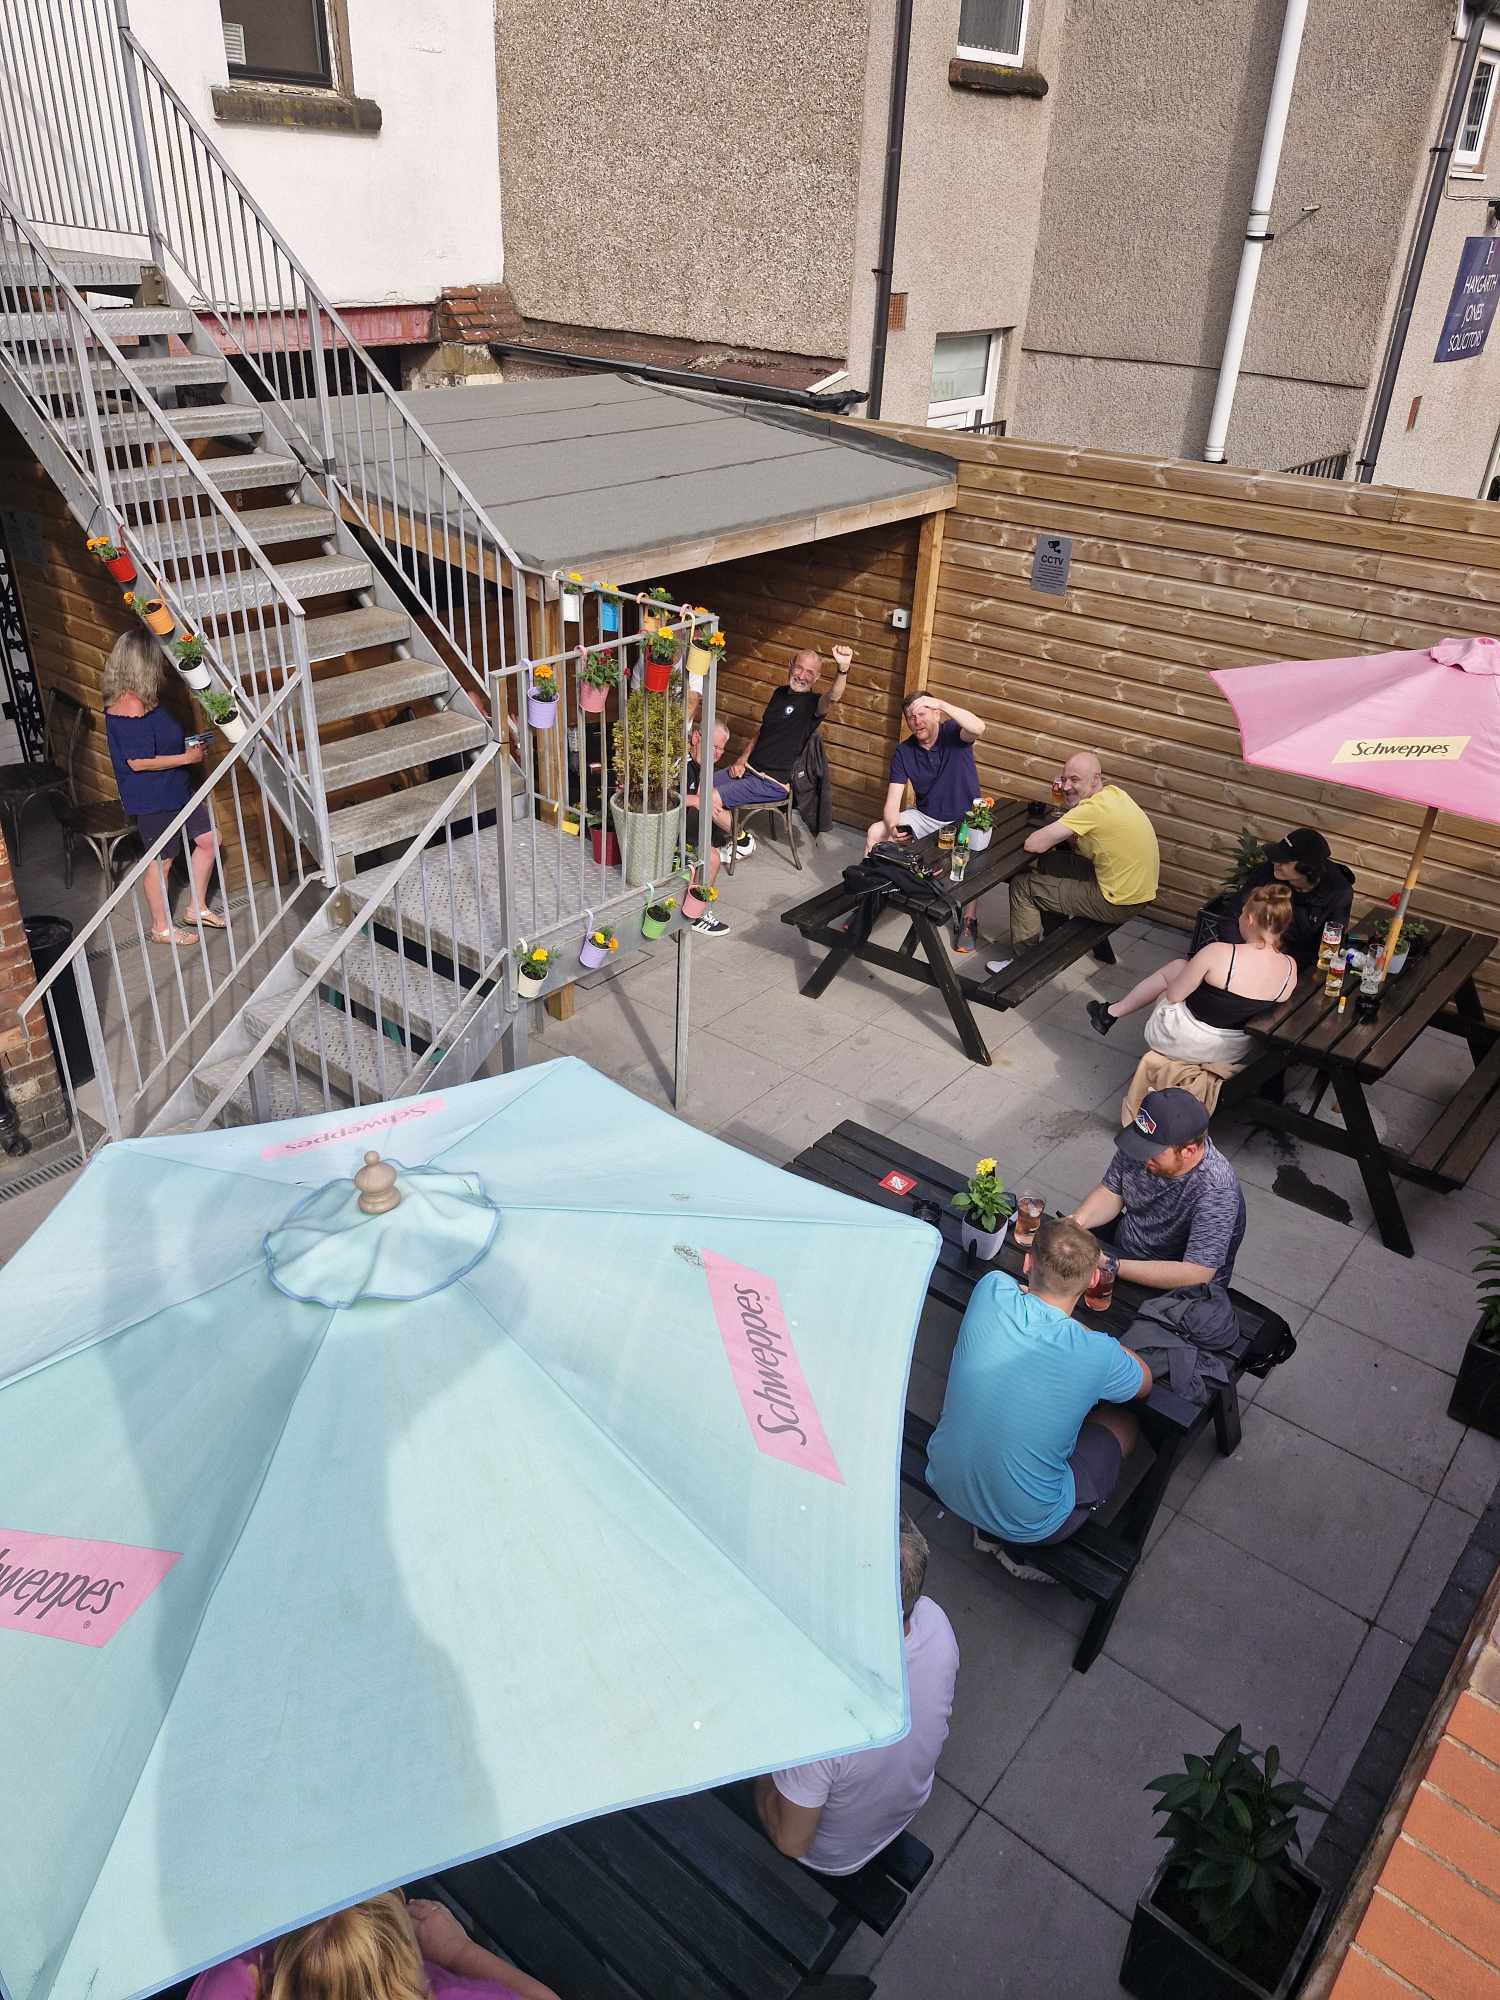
xmin=221 ymin=19 xmax=246 ymax=67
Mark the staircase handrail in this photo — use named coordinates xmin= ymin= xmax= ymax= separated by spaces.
xmin=189 ymin=744 xmax=504 ymax=1132
xmin=15 ymin=673 xmax=303 ymax=1024
xmin=119 ymin=29 xmax=541 ymax=699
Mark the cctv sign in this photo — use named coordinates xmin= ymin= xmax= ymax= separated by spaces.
xmin=1435 ymin=237 xmax=1500 ymax=363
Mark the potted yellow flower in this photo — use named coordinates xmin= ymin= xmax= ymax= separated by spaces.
xmin=599 ymin=583 xmax=623 ymax=636
xmin=639 ymin=584 xmax=673 ymax=634
xmin=86 ymin=532 xmax=135 ymax=584
xmin=951 ymin=1157 xmax=1016 ymax=1260
xmin=641 ymin=893 xmax=675 ymax=940
xmin=681 ymin=876 xmax=718 ymax=922
xmin=967 ymin=796 xmax=996 ymax=852
xmin=560 ymin=571 xmax=585 ymax=622
xmin=124 ymin=590 xmax=176 ymax=638
xmin=579 ymin=923 xmax=619 ymax=970
xmin=527 ymin=661 xmax=559 ymax=730
xmin=515 ymin=943 xmax=552 ymax=1000
xmin=643 ymin=623 xmax=679 ymax=694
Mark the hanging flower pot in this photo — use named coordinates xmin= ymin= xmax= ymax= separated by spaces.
xmin=515 ymin=944 xmax=552 ymax=1000
xmin=527 ymin=663 xmax=559 ymax=730
xmin=199 ymin=688 xmax=245 ymax=745
xmin=172 ymin=632 xmax=212 ymax=691
xmin=644 ymin=660 xmax=674 ymax=694
xmin=579 ymin=924 xmax=618 ymax=971
xmin=560 ymin=572 xmax=585 ymax=623
xmin=643 ymin=624 xmax=679 ymax=696
xmin=579 ymin=681 xmax=609 ymax=714
xmin=126 ymin=592 xmax=176 ymax=638
xmin=681 ymin=879 xmax=718 ymax=922
xmin=641 ymin=896 xmax=675 ymax=940
xmin=87 ymin=535 xmax=136 ymax=585
xmin=686 ymin=643 xmax=711 ymax=683
xmin=599 ymin=590 xmax=621 ymax=636
xmin=579 ymin=649 xmax=619 ymax=715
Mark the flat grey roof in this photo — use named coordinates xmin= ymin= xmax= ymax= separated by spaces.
xmin=358 ymin=374 xmax=956 ymax=583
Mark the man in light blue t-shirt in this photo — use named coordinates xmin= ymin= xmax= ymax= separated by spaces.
xmin=927 ymin=1215 xmax=1152 ymax=1583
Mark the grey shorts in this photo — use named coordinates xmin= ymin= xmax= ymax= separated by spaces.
xmin=895 ymin=807 xmax=953 ymax=839
xmin=1038 ymin=1421 xmax=1124 ymax=1545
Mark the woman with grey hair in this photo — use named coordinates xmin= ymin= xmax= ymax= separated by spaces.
xmin=102 ymin=628 xmax=222 ymax=946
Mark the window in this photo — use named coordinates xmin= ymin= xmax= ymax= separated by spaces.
xmin=1456 ymin=53 xmax=1498 ymax=167
xmin=220 ymin=0 xmax=333 ymax=87
xmin=957 ymin=0 xmax=1028 ymax=66
xmin=927 ymin=331 xmax=1003 ymax=431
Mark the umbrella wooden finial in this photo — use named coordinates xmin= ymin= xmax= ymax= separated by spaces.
xmin=354 ymin=1150 xmax=401 ymax=1215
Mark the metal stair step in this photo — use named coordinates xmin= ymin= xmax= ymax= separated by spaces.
xmin=312 ymin=659 xmax=451 ymax=722
xmin=220 ymin=605 xmax=413 ymax=678
xmin=320 ymin=712 xmax=490 ymax=791
xmin=243 ymin=991 xmax=418 ymax=1105
xmin=0 ymin=248 xmax=143 ymax=289
xmin=69 ymin=403 xmax=265 ymax=448
xmin=14 ymin=352 xmax=228 ymax=399
xmin=112 ymin=450 xmax=301 ymax=502
xmin=178 ymin=552 xmax=373 ymax=616
xmin=4 ymin=306 xmax=197 ymax=345
xmin=190 ymin=1046 xmax=351 ymax=1126
xmin=291 ymin=932 xmax=469 ymax=1046
xmin=327 ymin=772 xmax=484 ymax=856
xmin=132 ymin=503 xmax=337 ymax=563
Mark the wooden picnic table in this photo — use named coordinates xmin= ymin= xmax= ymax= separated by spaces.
xmin=786 ymin=1122 xmax=1291 ymax=1672
xmin=781 ymin=799 xmax=1119 ymax=1066
xmin=1225 ymin=914 xmax=1499 ymax=1258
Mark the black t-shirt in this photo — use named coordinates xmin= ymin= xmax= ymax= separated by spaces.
xmin=750 ymin=688 xmax=822 ymax=781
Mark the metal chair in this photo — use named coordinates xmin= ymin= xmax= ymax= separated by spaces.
xmin=0 ymin=685 xmax=87 ymax=865
xmin=726 ymin=790 xmax=802 ymax=875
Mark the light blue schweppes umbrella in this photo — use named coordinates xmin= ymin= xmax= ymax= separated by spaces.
xmin=0 ymin=1061 xmax=937 ymax=2000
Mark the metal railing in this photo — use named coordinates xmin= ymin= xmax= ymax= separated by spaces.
xmin=1282 ymin=452 xmax=1350 ymax=481
xmin=18 ymin=679 xmax=321 ymax=1155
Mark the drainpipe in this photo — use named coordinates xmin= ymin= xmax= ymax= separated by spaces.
xmin=1202 ymin=0 xmax=1310 ymax=463
xmin=1355 ymin=2 xmax=1494 ymax=482
xmin=866 ymin=0 xmax=915 ymax=421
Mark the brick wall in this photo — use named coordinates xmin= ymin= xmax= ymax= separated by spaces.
xmin=0 ymin=824 xmax=67 ymax=1148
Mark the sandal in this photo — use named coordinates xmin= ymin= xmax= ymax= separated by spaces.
xmin=150 ymin=927 xmax=198 ymax=948
xmin=182 ymin=907 xmax=227 ymax=929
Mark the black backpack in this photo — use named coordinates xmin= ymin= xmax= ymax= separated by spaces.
xmin=842 ymin=842 xmax=952 ymax=921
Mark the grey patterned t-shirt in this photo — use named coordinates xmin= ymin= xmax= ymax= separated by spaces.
xmin=1103 ymin=1140 xmax=1244 ymax=1281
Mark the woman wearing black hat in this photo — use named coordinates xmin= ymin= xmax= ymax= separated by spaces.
xmin=1227 ymin=827 xmax=1355 ymax=970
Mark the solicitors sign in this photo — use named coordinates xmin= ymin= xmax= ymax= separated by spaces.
xmin=1434 ymin=236 xmax=1500 ymax=363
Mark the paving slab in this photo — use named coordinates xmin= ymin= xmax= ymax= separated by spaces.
xmin=1231 ymin=1180 xmax=1362 ymax=1308
xmin=1300 ymin=1626 xmax=1412 ymax=1806
xmin=1390 ymin=1181 xmax=1499 ymax=1280
xmin=1181 ymin=1406 xmax=1429 ymax=1620
xmin=713 ymin=1072 xmax=882 ymax=1165
xmin=798 ymin=1020 xmax=974 ymax=1123
xmin=1319 ymin=1234 xmax=1483 ymax=1375
xmin=1256 ymin=1313 xmax=1465 ymax=1496
xmin=1378 ymin=1498 xmax=1482 ymax=1642
xmin=905 ymin=1070 xmax=1101 ymax=1180
xmin=827 ymin=1777 xmax=980 ymax=1978
xmin=855 ymin=1812 xmax=1130 ymax=1999
xmin=1028 ymin=1113 xmax=1130 ymax=1201
xmin=1438 ymin=1424 xmax=1500 ymax=1517
xmin=985 ymin=1654 xmax=1221 ymax=1918
xmin=621 ymin=1028 xmax=795 ymax=1132
xmin=1106 ymin=1514 xmax=1369 ymax=1769
xmin=982 ymin=1020 xmax=1140 ymax=1114
xmin=709 ymin=982 xmax=867 ymax=1068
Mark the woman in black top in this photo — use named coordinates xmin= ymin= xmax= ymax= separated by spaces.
xmin=1086 ymin=883 xmax=1297 ymax=1065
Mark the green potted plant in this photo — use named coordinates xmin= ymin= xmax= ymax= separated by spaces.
xmin=515 ymin=943 xmax=552 ymax=1000
xmin=610 ymin=687 xmax=686 ymax=885
xmin=641 ymin=893 xmax=676 ymax=939
xmin=198 ymin=685 xmax=245 ymax=746
xmin=579 ymin=923 xmax=618 ymax=971
xmin=1368 ymin=896 xmax=1429 ymax=976
xmin=1446 ymin=1224 xmax=1500 ymax=1435
xmin=526 ymin=661 xmax=559 ymax=731
xmin=951 ymin=1157 xmax=1016 ymax=1260
xmin=1222 ymin=827 xmax=1266 ymax=894
xmin=172 ymin=631 xmax=211 ymax=691
xmin=86 ymin=532 xmax=135 ymax=585
xmin=643 ymin=621 xmax=680 ymax=694
xmin=966 ymin=796 xmax=996 ymax=852
xmin=1121 ymin=1727 xmax=1328 ymax=2000
xmin=639 ymin=583 xmax=673 ymax=634
xmin=579 ymin=648 xmax=620 ymax=715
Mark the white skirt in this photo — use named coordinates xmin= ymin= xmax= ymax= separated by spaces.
xmin=1144 ymin=998 xmax=1254 ymax=1068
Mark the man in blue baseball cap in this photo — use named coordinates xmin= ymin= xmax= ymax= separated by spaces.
xmin=1070 ymin=1088 xmax=1245 ymax=1294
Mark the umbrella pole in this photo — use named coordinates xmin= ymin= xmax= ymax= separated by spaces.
xmin=1384 ymin=805 xmax=1439 ymax=968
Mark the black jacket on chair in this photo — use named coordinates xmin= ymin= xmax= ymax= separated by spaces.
xmin=791 ymin=733 xmax=833 ymax=839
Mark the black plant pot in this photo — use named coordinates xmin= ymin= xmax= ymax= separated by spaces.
xmin=1120 ymin=1855 xmax=1329 ymax=2000
xmin=1448 ymin=1319 xmax=1500 ymax=1437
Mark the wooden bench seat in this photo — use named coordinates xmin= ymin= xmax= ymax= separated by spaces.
xmin=973 ymin=916 xmax=1119 ymax=1010
xmin=1410 ymin=1033 xmax=1500 ymax=1185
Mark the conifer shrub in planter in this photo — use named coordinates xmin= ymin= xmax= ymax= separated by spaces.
xmin=1121 ymin=1727 xmax=1327 ymax=2000
xmin=1448 ymin=1224 xmax=1500 ymax=1436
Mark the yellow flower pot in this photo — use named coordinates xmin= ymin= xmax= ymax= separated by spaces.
xmin=686 ymin=643 xmax=711 ymax=680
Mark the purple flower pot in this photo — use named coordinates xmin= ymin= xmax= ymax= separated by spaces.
xmin=579 ymin=937 xmax=612 ymax=970
xmin=527 ymin=693 xmax=558 ymax=730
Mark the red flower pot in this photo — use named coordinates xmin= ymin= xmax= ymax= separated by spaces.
xmin=643 ymin=660 xmax=673 ymax=694
xmin=105 ymin=553 xmax=136 ymax=584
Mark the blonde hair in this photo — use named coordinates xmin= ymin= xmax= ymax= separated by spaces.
xmin=100 ymin=628 xmax=163 ymax=708
xmin=1029 ymin=1216 xmax=1100 ymax=1297
xmin=268 ymin=1895 xmax=430 ymax=2000
xmin=1241 ymin=881 xmax=1294 ymax=945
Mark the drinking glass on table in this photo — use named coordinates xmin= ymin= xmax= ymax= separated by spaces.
xmin=936 ymin=825 xmax=956 ymax=853
xmin=1084 ymin=1250 xmax=1118 ymax=1313
xmin=1013 ymin=1192 xmax=1045 ymax=1248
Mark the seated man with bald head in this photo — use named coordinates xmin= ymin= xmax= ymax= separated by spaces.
xmin=712 ymin=643 xmax=852 ymax=856
xmin=1001 ymin=750 xmax=1160 ymax=961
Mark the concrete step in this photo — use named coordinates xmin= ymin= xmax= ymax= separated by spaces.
xmin=220 ymin=605 xmax=412 ymax=679
xmin=292 ymin=931 xmax=469 ymax=1046
xmin=311 ymin=659 xmax=451 ymax=723
xmin=243 ymin=990 xmax=417 ymax=1105
xmin=178 ymin=552 xmax=373 ymax=616
xmin=320 ymin=711 xmax=489 ymax=791
xmin=4 ymin=306 xmax=197 ymax=345
xmin=16 ymin=352 xmax=227 ymax=399
xmin=112 ymin=450 xmax=301 ymax=502
xmin=71 ymin=403 xmax=265 ymax=450
xmin=190 ymin=1045 xmax=350 ymax=1126
xmin=133 ymin=503 xmax=337 ymax=563
xmin=326 ymin=772 xmax=481 ymax=857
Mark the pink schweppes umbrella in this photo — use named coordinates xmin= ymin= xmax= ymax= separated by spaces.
xmin=1209 ymin=635 xmax=1500 ymax=965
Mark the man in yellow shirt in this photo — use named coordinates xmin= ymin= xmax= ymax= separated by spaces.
xmin=1001 ymin=751 xmax=1160 ymax=958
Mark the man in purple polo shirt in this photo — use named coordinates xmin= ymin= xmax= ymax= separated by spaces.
xmin=865 ymin=692 xmax=987 ymax=951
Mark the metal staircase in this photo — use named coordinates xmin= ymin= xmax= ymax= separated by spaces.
xmin=1 ymin=0 xmax=715 ymax=1149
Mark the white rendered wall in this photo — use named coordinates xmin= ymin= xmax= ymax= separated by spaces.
xmin=125 ymin=0 xmax=503 ymax=305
